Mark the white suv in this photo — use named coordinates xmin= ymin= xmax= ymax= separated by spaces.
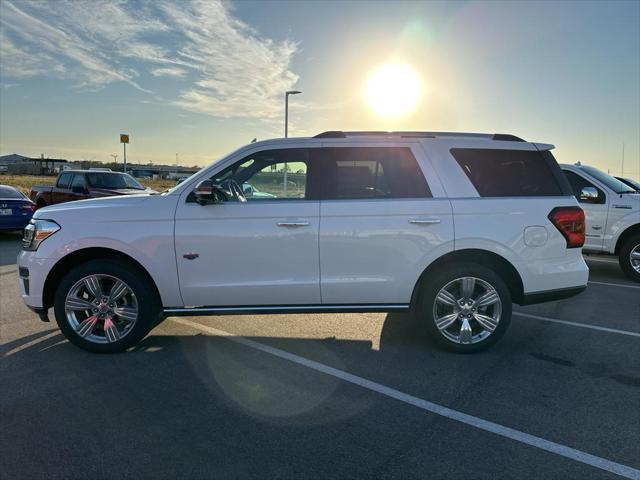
xmin=561 ymin=164 xmax=640 ymax=282
xmin=18 ymin=131 xmax=588 ymax=353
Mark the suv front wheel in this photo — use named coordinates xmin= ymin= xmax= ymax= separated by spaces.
xmin=619 ymin=233 xmax=640 ymax=283
xmin=54 ymin=259 xmax=160 ymax=353
xmin=418 ymin=263 xmax=512 ymax=353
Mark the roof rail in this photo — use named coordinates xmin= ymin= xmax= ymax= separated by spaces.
xmin=492 ymin=133 xmax=526 ymax=142
xmin=314 ymin=131 xmax=346 ymax=138
xmin=313 ymin=131 xmax=526 ymax=141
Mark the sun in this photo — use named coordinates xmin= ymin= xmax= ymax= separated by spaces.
xmin=364 ymin=63 xmax=423 ymax=118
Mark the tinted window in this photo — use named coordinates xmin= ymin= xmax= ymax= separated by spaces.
xmin=451 ymin=148 xmax=564 ymax=197
xmin=0 ymin=186 xmax=24 ymax=199
xmin=579 ymin=166 xmax=636 ymax=194
xmin=86 ymin=173 xmax=145 ymax=190
xmin=563 ymin=170 xmax=605 ymax=203
xmin=71 ymin=174 xmax=86 ymax=190
xmin=320 ymin=147 xmax=431 ymax=200
xmin=57 ymin=173 xmax=73 ymax=189
xmin=616 ymin=176 xmax=640 ymax=191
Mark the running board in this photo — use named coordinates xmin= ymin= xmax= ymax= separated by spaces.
xmin=163 ymin=304 xmax=410 ymax=316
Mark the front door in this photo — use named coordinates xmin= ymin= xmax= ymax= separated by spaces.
xmin=563 ymin=169 xmax=608 ymax=251
xmin=174 ymin=148 xmax=321 ymax=307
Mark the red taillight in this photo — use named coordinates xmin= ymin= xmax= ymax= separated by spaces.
xmin=548 ymin=207 xmax=585 ymax=248
xmin=21 ymin=204 xmax=36 ymax=212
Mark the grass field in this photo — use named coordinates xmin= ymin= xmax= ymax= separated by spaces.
xmin=1 ymin=174 xmax=178 ymax=196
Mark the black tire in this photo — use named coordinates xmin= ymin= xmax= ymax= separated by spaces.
xmin=416 ymin=262 xmax=512 ymax=353
xmin=54 ymin=259 xmax=160 ymax=353
xmin=618 ymin=233 xmax=640 ymax=283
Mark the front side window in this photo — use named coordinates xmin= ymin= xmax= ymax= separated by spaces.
xmin=57 ymin=173 xmax=72 ymax=188
xmin=564 ymin=170 xmax=605 ymax=203
xmin=320 ymin=147 xmax=431 ymax=200
xmin=210 ymin=149 xmax=312 ymax=201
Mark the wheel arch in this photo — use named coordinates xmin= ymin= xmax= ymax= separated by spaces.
xmin=410 ymin=249 xmax=525 ymax=308
xmin=614 ymin=223 xmax=640 ymax=255
xmin=42 ymin=247 xmax=162 ymax=309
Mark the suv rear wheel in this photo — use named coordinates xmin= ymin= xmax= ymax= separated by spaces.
xmin=619 ymin=233 xmax=640 ymax=283
xmin=53 ymin=259 xmax=160 ymax=353
xmin=417 ymin=263 xmax=512 ymax=353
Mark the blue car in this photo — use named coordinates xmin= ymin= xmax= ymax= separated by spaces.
xmin=0 ymin=185 xmax=36 ymax=231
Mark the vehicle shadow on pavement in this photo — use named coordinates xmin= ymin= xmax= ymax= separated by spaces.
xmin=2 ymin=311 xmax=639 ymax=479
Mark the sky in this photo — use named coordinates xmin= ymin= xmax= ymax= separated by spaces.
xmin=0 ymin=0 xmax=639 ymax=179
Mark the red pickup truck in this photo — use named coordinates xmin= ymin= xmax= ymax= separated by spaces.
xmin=30 ymin=170 xmax=155 ymax=208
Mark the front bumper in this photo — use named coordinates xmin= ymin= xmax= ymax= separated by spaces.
xmin=17 ymin=250 xmax=56 ymax=310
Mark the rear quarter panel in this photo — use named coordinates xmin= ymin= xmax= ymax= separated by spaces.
xmin=421 ymin=138 xmax=588 ymax=293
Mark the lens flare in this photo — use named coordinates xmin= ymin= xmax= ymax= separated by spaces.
xmin=364 ymin=63 xmax=423 ymax=118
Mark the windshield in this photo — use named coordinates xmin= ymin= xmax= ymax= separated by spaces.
xmin=0 ymin=186 xmax=25 ymax=199
xmin=86 ymin=172 xmax=145 ymax=190
xmin=617 ymin=176 xmax=640 ymax=191
xmin=579 ymin=166 xmax=636 ymax=194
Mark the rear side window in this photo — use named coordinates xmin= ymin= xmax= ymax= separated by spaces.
xmin=0 ymin=186 xmax=24 ymax=199
xmin=451 ymin=148 xmax=565 ymax=197
xmin=57 ymin=173 xmax=73 ymax=189
xmin=320 ymin=147 xmax=431 ymax=200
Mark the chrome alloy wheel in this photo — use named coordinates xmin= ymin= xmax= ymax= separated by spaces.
xmin=630 ymin=243 xmax=640 ymax=274
xmin=65 ymin=274 xmax=138 ymax=344
xmin=432 ymin=277 xmax=502 ymax=344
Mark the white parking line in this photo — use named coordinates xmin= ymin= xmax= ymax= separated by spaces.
xmin=514 ymin=312 xmax=640 ymax=338
xmin=171 ymin=317 xmax=640 ymax=480
xmin=588 ymin=280 xmax=640 ymax=290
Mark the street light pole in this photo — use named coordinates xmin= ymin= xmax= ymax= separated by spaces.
xmin=284 ymin=90 xmax=301 ymax=138
xmin=284 ymin=90 xmax=301 ymax=198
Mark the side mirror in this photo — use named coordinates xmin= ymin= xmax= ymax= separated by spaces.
xmin=194 ymin=180 xmax=225 ymax=205
xmin=579 ymin=186 xmax=599 ymax=203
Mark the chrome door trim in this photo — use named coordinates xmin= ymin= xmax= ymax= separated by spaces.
xmin=163 ymin=303 xmax=409 ymax=316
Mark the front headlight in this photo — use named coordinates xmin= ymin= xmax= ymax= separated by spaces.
xmin=22 ymin=219 xmax=60 ymax=251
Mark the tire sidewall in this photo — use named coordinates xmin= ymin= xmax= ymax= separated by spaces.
xmin=54 ymin=259 xmax=158 ymax=353
xmin=418 ymin=262 xmax=512 ymax=353
xmin=619 ymin=234 xmax=640 ymax=283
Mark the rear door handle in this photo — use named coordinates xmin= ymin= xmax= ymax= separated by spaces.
xmin=277 ymin=221 xmax=310 ymax=227
xmin=409 ymin=218 xmax=441 ymax=225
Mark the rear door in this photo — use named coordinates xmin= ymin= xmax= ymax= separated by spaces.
xmin=317 ymin=143 xmax=453 ymax=305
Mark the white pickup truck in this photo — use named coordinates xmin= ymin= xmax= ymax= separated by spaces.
xmin=561 ymin=164 xmax=640 ymax=282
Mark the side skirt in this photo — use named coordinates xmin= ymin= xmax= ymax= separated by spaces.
xmin=163 ymin=304 xmax=410 ymax=316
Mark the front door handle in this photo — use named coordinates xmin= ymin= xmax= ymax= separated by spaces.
xmin=277 ymin=221 xmax=310 ymax=227
xmin=409 ymin=218 xmax=441 ymax=225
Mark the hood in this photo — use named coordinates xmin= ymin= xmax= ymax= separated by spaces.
xmin=34 ymin=193 xmax=151 ymax=217
xmin=90 ymin=187 xmax=156 ymax=196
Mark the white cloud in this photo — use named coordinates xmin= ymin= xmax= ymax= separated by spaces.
xmin=0 ymin=0 xmax=299 ymax=119
xmin=151 ymin=67 xmax=188 ymax=78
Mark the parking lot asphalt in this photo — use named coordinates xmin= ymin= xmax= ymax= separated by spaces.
xmin=1 ymin=231 xmax=639 ymax=479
